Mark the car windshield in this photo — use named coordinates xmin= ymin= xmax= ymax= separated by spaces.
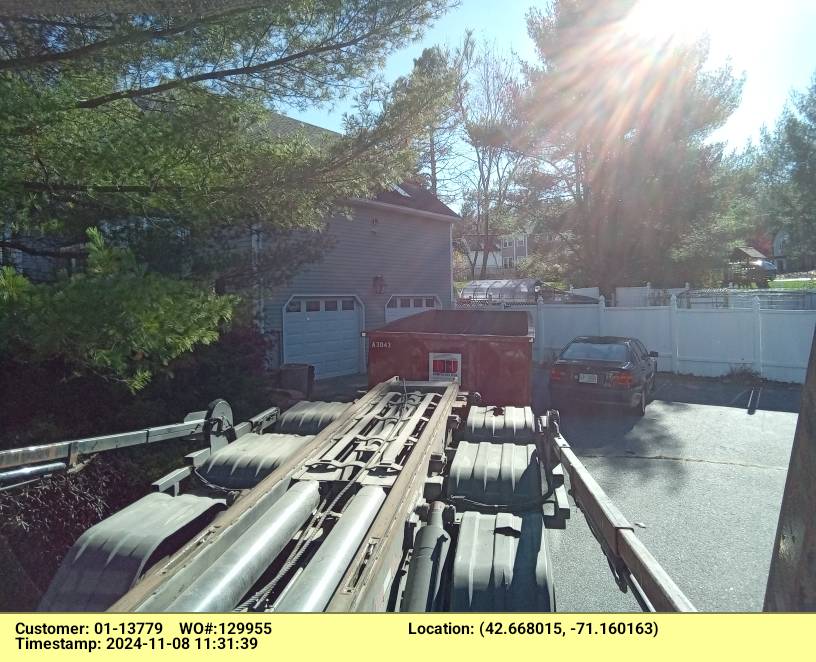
xmin=561 ymin=342 xmax=630 ymax=362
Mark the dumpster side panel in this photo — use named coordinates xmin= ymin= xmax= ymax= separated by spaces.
xmin=366 ymin=332 xmax=531 ymax=405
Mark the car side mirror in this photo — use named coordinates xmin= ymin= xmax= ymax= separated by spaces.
xmin=649 ymin=351 xmax=659 ymax=358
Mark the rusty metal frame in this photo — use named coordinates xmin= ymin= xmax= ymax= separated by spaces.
xmin=544 ymin=414 xmax=696 ymax=612
xmin=326 ymin=381 xmax=460 ymax=611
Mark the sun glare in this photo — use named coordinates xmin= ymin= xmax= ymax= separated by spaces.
xmin=623 ymin=0 xmax=737 ymax=50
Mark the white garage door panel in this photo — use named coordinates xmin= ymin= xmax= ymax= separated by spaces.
xmin=284 ymin=298 xmax=361 ymax=378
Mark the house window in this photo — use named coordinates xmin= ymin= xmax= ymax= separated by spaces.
xmin=305 ymin=300 xmax=321 ymax=312
xmin=516 ymin=237 xmax=525 ymax=246
xmin=503 ymin=257 xmax=514 ymax=268
xmin=342 ymin=299 xmax=355 ymax=311
xmin=286 ymin=300 xmax=302 ymax=313
xmin=324 ymin=299 xmax=338 ymax=311
xmin=503 ymin=239 xmax=511 ymax=248
xmin=425 ymin=298 xmax=436 ymax=308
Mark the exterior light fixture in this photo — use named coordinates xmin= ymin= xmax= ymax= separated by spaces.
xmin=373 ymin=274 xmax=385 ymax=294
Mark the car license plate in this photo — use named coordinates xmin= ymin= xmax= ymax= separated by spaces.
xmin=578 ymin=373 xmax=598 ymax=384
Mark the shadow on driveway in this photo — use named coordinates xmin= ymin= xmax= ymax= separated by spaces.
xmin=532 ymin=366 xmax=695 ymax=489
xmin=530 ymin=365 xmax=801 ymax=490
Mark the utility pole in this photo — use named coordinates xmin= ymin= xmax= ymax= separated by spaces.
xmin=764 ymin=329 xmax=816 ymax=610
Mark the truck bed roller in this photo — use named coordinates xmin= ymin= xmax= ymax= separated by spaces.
xmin=16 ymin=378 xmax=695 ymax=613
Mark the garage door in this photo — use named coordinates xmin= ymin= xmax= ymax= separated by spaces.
xmin=283 ymin=296 xmax=362 ymax=378
xmin=385 ymin=295 xmax=440 ymax=324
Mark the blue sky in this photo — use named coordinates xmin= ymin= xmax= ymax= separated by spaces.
xmin=286 ymin=0 xmax=816 ymax=150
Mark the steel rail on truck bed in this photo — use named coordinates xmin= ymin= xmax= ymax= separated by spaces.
xmin=325 ymin=381 xmax=460 ymax=612
xmin=109 ymin=380 xmax=446 ymax=612
xmin=542 ymin=411 xmax=696 ymax=612
xmin=0 ymin=399 xmax=238 ymax=490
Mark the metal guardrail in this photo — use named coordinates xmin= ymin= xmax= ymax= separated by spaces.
xmin=0 ymin=399 xmax=236 ymax=488
xmin=0 ymin=420 xmax=207 ymax=472
xmin=543 ymin=412 xmax=696 ymax=612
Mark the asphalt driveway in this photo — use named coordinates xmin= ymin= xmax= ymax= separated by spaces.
xmin=534 ymin=371 xmax=801 ymax=612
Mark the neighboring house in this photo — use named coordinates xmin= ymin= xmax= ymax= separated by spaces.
xmin=497 ymin=230 xmax=564 ymax=270
xmin=259 ymin=114 xmax=459 ymax=379
xmin=262 ymin=181 xmax=458 ymax=379
xmin=772 ymin=229 xmax=816 ymax=273
xmin=500 ymin=232 xmax=528 ymax=269
xmin=772 ymin=230 xmax=791 ymax=272
xmin=455 ymin=229 xmax=565 ymax=278
xmin=0 ymin=231 xmax=83 ymax=282
xmin=457 ymin=234 xmax=502 ymax=277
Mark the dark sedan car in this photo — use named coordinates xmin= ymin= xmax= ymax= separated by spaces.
xmin=549 ymin=336 xmax=658 ymax=416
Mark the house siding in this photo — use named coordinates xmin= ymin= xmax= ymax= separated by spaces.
xmin=262 ymin=203 xmax=454 ymax=364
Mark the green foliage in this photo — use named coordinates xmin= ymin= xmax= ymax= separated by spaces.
xmin=518 ymin=0 xmax=743 ymax=287
xmin=671 ymin=149 xmax=761 ymax=283
xmin=0 ymin=2 xmax=455 ymax=238
xmin=758 ymin=72 xmax=816 ymax=257
xmin=0 ymin=2 xmax=456 ymax=384
xmin=770 ymin=278 xmax=816 ymax=290
xmin=0 ymin=230 xmax=235 ymax=389
xmin=515 ymin=255 xmax=566 ymax=284
xmin=428 ymin=38 xmax=530 ymax=279
xmin=0 ymin=265 xmax=31 ymax=302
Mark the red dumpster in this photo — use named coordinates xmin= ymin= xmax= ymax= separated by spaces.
xmin=364 ymin=309 xmax=534 ymax=406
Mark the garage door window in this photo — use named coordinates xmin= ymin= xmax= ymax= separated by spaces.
xmin=324 ymin=300 xmax=338 ymax=311
xmin=305 ymin=300 xmax=321 ymax=312
xmin=286 ymin=300 xmax=302 ymax=313
xmin=385 ymin=295 xmax=442 ymax=324
xmin=342 ymin=299 xmax=355 ymax=311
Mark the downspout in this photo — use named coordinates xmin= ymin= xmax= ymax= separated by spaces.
xmin=450 ymin=223 xmax=454 ymax=308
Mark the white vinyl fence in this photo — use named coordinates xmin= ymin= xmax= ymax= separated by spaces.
xmin=614 ymin=283 xmax=689 ymax=307
xmin=569 ymin=286 xmax=601 ymax=298
xmin=514 ymin=296 xmax=815 ymax=383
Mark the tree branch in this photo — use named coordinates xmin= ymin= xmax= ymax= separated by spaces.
xmin=74 ymin=30 xmax=375 ymax=109
xmin=0 ymin=239 xmax=86 ymax=258
xmin=0 ymin=6 xmax=268 ymax=71
xmin=21 ymin=180 xmax=234 ymax=194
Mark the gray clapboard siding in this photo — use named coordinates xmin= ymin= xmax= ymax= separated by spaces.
xmin=262 ymin=203 xmax=453 ymax=337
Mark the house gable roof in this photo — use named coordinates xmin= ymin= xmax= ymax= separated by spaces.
xmin=265 ymin=112 xmax=458 ymax=221
xmin=731 ymin=246 xmax=768 ymax=260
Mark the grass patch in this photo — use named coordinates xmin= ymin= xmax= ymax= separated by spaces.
xmin=769 ymin=279 xmax=816 ymax=290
